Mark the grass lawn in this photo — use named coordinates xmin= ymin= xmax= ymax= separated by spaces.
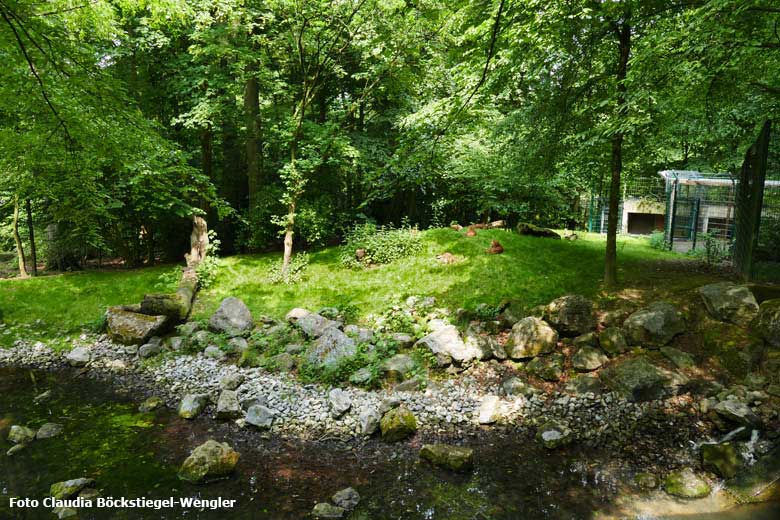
xmin=0 ymin=228 xmax=759 ymax=346
xmin=191 ymin=229 xmax=732 ymax=323
xmin=0 ymin=265 xmax=174 ymax=347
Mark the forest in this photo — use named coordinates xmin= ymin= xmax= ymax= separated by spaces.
xmin=1 ymin=0 xmax=777 ymax=283
xmin=2 ymin=2 xmax=780 ymax=520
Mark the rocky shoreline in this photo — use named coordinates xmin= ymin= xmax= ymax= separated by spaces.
xmin=0 ymin=334 xmax=714 ymax=462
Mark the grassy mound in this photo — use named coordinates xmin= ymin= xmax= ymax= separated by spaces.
xmin=0 ymin=228 xmax=731 ymax=347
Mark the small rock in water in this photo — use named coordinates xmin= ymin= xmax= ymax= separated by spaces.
xmin=34 ymin=390 xmax=52 ymax=403
xmin=419 ymin=443 xmax=474 ymax=471
xmin=139 ymin=396 xmax=163 ymax=413
xmin=6 ymin=444 xmax=26 ymax=456
xmin=311 ymin=502 xmax=345 ymax=519
xmin=536 ymin=421 xmax=572 ymax=449
xmin=36 ymin=423 xmax=63 ymax=440
xmin=663 ymin=468 xmax=711 ymax=499
xmin=178 ymin=394 xmax=208 ymax=419
xmin=332 ymin=487 xmax=360 ymax=510
xmin=8 ymin=425 xmax=36 ymax=444
xmin=379 ymin=407 xmax=417 ymax=442
xmin=178 ymin=440 xmax=240 ymax=483
xmin=50 ymin=478 xmax=96 ymax=500
xmin=634 ymin=472 xmax=658 ymax=490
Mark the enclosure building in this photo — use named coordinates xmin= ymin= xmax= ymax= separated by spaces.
xmin=587 ymin=170 xmax=780 ymax=254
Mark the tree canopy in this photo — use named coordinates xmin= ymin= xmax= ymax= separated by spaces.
xmin=1 ymin=0 xmax=777 ymax=281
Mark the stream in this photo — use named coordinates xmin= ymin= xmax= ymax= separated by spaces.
xmin=1 ymin=366 xmax=778 ymax=519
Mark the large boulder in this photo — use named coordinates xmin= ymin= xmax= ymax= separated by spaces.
xmin=414 ymin=325 xmax=479 ymax=366
xmin=572 ymin=347 xmax=608 ymax=372
xmin=420 ymin=444 xmax=474 ymax=471
xmin=712 ymin=399 xmax=759 ymax=427
xmin=755 ymin=299 xmax=780 ymax=347
xmin=516 ymin=222 xmax=560 ymax=239
xmin=380 ymin=407 xmax=417 ymax=442
xmin=600 ymin=357 xmax=688 ymax=402
xmin=178 ymin=440 xmax=240 ymax=483
xmin=506 ymin=317 xmax=558 ymax=359
xmin=464 ymin=328 xmax=507 ymax=360
xmin=698 ymin=282 xmax=759 ymax=325
xmin=623 ymin=301 xmax=685 ymax=348
xmin=381 ymin=354 xmax=415 ymax=381
xmin=292 ymin=311 xmax=340 ymax=338
xmin=107 ymin=307 xmax=168 ymax=345
xmin=305 ymin=328 xmax=357 ymax=369
xmin=544 ymin=295 xmax=594 ymax=336
xmin=208 ymin=297 xmax=254 ymax=336
xmin=599 ymin=327 xmax=628 ymax=357
xmin=526 ymin=354 xmax=564 ymax=382
xmin=140 ymin=292 xmax=190 ymax=321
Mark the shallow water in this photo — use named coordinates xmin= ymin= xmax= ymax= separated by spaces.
xmin=0 ymin=367 xmax=777 ymax=519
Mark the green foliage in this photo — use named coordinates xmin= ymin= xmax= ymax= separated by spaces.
xmin=195 ymin=231 xmax=223 ymax=290
xmin=340 ymin=223 xmax=423 ymax=268
xmin=298 ymin=336 xmax=400 ymax=388
xmin=757 ymin=218 xmax=780 ymax=262
xmin=686 ymin=233 xmax=731 ymax=266
xmin=648 ymin=231 xmax=669 ymax=251
xmin=267 ymin=252 xmax=310 ymax=285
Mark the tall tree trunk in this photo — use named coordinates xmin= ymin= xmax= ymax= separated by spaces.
xmin=13 ymin=195 xmax=28 ymax=278
xmin=245 ymin=73 xmax=262 ymax=211
xmin=25 ymin=199 xmax=37 ymax=276
xmin=604 ymin=18 xmax=631 ymax=288
xmin=281 ymin=93 xmax=309 ymax=275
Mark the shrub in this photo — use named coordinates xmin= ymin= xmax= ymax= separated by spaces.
xmin=340 ymin=223 xmax=422 ymax=268
xmin=195 ymin=230 xmax=223 ymax=289
xmin=267 ymin=252 xmax=310 ymax=284
xmin=648 ymin=231 xmax=668 ymax=250
xmin=687 ymin=232 xmax=730 ymax=266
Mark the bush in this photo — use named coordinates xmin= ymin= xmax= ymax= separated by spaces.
xmin=687 ymin=232 xmax=730 ymax=266
xmin=267 ymin=252 xmax=310 ymax=284
xmin=648 ymin=231 xmax=668 ymax=250
xmin=194 ymin=230 xmax=223 ymax=289
xmin=340 ymin=223 xmax=423 ymax=268
xmin=757 ymin=218 xmax=780 ymax=262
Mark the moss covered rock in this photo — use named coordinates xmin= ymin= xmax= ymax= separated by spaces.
xmin=663 ymin=468 xmax=711 ymax=499
xmin=380 ymin=406 xmax=417 ymax=442
xmin=420 ymin=443 xmax=474 ymax=471
xmin=701 ymin=442 xmax=740 ymax=478
xmin=50 ymin=478 xmax=96 ymax=500
xmin=106 ymin=307 xmax=168 ymax=345
xmin=178 ymin=440 xmax=240 ymax=483
xmin=506 ymin=317 xmax=558 ymax=359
